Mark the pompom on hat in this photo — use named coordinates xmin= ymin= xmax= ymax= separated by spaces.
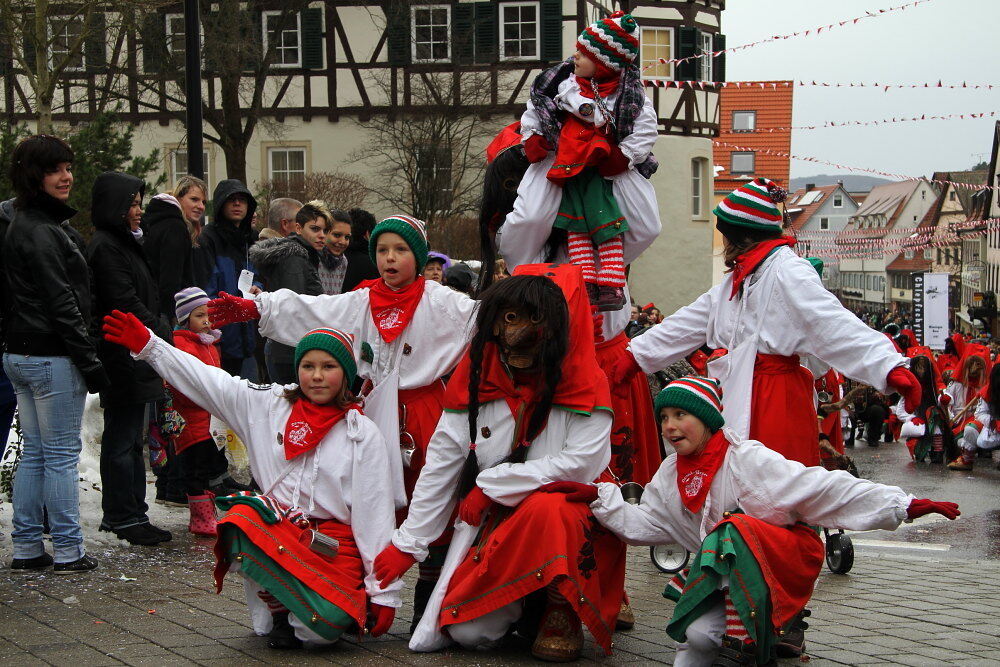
xmin=654 ymin=376 xmax=725 ymax=432
xmin=577 ymin=10 xmax=640 ymax=80
xmin=368 ymin=214 xmax=430 ymax=272
xmin=713 ymin=177 xmax=788 ymax=231
xmin=294 ymin=328 xmax=358 ymax=388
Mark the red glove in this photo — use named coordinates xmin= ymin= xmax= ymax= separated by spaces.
xmin=207 ymin=292 xmax=260 ymax=328
xmin=373 ymin=544 xmax=416 ymax=588
xmin=906 ymin=499 xmax=960 ymax=521
xmin=887 ymin=366 xmax=921 ymax=414
xmin=102 ymin=310 xmax=151 ymax=354
xmin=367 ymin=603 xmax=395 ymax=637
xmin=591 ymin=306 xmax=604 ymax=344
xmin=610 ymin=349 xmax=642 ymax=398
xmin=910 ymin=417 xmax=925 ymax=427
xmin=523 ymin=134 xmax=552 ymax=163
xmin=458 ymin=486 xmax=493 ymax=527
xmin=598 ymin=145 xmax=630 ymax=177
xmin=939 ymin=393 xmax=951 ymax=407
xmin=538 ymin=481 xmax=599 ymax=504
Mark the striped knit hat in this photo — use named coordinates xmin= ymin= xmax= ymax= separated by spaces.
xmin=369 ymin=214 xmax=430 ymax=272
xmin=654 ymin=376 xmax=725 ymax=432
xmin=294 ymin=328 xmax=358 ymax=387
xmin=174 ymin=287 xmax=210 ymax=325
xmin=577 ymin=11 xmax=640 ymax=78
xmin=713 ymin=177 xmax=788 ymax=231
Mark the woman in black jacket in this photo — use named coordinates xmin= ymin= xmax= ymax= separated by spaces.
xmin=2 ymin=135 xmax=107 ymax=574
xmin=87 ymin=172 xmax=173 ymax=546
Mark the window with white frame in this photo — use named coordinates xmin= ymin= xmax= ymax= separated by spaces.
xmin=924 ymin=249 xmax=933 ymax=260
xmin=500 ymin=2 xmax=539 ymax=60
xmin=169 ymin=149 xmax=211 ymax=191
xmin=263 ymin=11 xmax=302 ymax=67
xmin=268 ymin=147 xmax=307 ymax=199
xmin=166 ymin=14 xmax=186 ymax=60
xmin=50 ymin=16 xmax=86 ymax=70
xmin=904 ymin=250 xmax=914 ymax=260
xmin=731 ymin=151 xmax=754 ymax=174
xmin=819 ymin=217 xmax=829 ymax=230
xmin=691 ymin=158 xmax=704 ymax=217
xmin=699 ymin=31 xmax=713 ymax=81
xmin=640 ymin=27 xmax=672 ymax=79
xmin=833 ymin=194 xmax=843 ymax=208
xmin=412 ymin=5 xmax=451 ymax=62
xmin=732 ymin=111 xmax=755 ymax=132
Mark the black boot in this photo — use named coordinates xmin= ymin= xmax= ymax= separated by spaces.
xmin=267 ymin=611 xmax=303 ymax=649
xmin=775 ymin=608 xmax=810 ymax=658
xmin=409 ymin=577 xmax=436 ymax=633
xmin=713 ymin=635 xmax=758 ymax=666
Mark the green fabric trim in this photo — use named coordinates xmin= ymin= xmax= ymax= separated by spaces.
xmin=653 ymin=386 xmax=724 ymax=431
xmin=554 ymin=168 xmax=629 ymax=243
xmin=667 ymin=520 xmax=775 ymax=664
xmin=369 ymin=217 xmax=429 ymax=271
xmin=294 ymin=331 xmax=358 ymax=387
xmin=727 ymin=192 xmax=782 ymax=217
xmin=221 ymin=527 xmax=355 ymax=641
xmin=215 ymin=495 xmax=280 ymax=524
xmin=579 ymin=31 xmax=631 ymax=68
xmin=713 ymin=206 xmax=782 ymax=231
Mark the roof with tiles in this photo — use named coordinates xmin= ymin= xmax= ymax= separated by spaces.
xmin=713 ymin=82 xmax=794 ymax=193
xmin=836 ymin=180 xmax=922 ymax=244
xmin=885 ymin=254 xmax=932 ymax=272
xmin=785 ymin=184 xmax=852 ymax=232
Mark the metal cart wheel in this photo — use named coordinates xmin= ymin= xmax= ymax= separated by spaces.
xmin=824 ymin=529 xmax=854 ymax=574
xmin=650 ymin=544 xmax=690 ymax=574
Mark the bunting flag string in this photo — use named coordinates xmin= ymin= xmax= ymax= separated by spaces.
xmin=644 ymin=0 xmax=935 ymax=69
xmin=713 ymin=141 xmax=1000 ymax=191
xmin=643 ymin=79 xmax=998 ymax=92
xmin=747 ymin=111 xmax=998 ymax=133
xmin=791 ymin=217 xmax=1000 ymax=260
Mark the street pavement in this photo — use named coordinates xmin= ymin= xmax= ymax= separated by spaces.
xmin=1 ymin=439 xmax=998 ymax=666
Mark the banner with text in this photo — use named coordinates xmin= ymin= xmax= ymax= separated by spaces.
xmin=915 ymin=272 xmax=950 ymax=349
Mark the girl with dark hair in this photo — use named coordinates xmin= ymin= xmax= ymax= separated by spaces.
xmin=949 ymin=362 xmax=1000 ymax=470
xmin=102 ymin=315 xmax=400 ymax=649
xmin=3 ymin=135 xmax=109 ymax=574
xmin=373 ymin=266 xmax=624 ymax=662
xmin=896 ymin=351 xmax=955 ymax=463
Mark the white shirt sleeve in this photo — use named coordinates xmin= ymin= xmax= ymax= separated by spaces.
xmin=628 ymin=288 xmax=716 ymax=372
xmin=256 ymin=288 xmax=369 ymax=346
xmin=476 ymin=410 xmax=613 ymax=507
xmin=617 ymin=96 xmax=658 ymax=168
xmin=590 ymin=468 xmax=683 ymax=546
xmin=519 ymin=99 xmax=542 ymax=139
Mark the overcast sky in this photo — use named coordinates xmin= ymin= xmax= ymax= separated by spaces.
xmin=722 ymin=0 xmax=999 ymax=180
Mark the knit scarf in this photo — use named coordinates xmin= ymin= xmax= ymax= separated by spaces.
xmin=675 ymin=430 xmax=729 ymax=512
xmin=283 ymin=399 xmax=351 ymax=460
xmin=729 ymin=237 xmax=796 ymax=300
xmin=575 ymin=76 xmax=619 ymax=99
xmin=357 ymin=276 xmax=425 ymax=343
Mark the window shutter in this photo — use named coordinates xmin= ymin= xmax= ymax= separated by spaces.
xmin=539 ymin=0 xmax=562 ymax=63
xmin=385 ymin=0 xmax=410 ymax=66
xmin=85 ymin=12 xmax=106 ymax=72
xmin=301 ymin=7 xmax=323 ymax=69
xmin=452 ymin=3 xmax=474 ymax=64
xmin=244 ymin=10 xmax=263 ymax=72
xmin=712 ymin=33 xmax=726 ymax=82
xmin=141 ymin=13 xmax=167 ymax=74
xmin=473 ymin=1 xmax=497 ymax=64
xmin=23 ymin=14 xmax=37 ymax=73
xmin=675 ymin=26 xmax=698 ymax=81
xmin=0 ymin=34 xmax=11 ymax=76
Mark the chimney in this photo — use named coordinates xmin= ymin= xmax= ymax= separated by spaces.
xmin=805 ymin=183 xmax=815 ymax=192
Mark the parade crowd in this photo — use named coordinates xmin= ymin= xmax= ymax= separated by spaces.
xmin=0 ymin=11 xmax=971 ymax=667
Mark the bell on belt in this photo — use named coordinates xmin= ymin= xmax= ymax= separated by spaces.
xmin=306 ymin=529 xmax=340 ymax=559
xmin=620 ymin=482 xmax=643 ymax=505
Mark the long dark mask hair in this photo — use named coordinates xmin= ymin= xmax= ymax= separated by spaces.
xmin=456 ymin=275 xmax=570 ymax=499
xmin=910 ymin=356 xmax=938 ymax=414
xmin=986 ymin=364 xmax=1000 ymax=422
xmin=477 ymin=147 xmax=529 ymax=293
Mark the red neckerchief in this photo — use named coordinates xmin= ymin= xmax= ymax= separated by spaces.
xmin=357 ymin=276 xmax=425 ymax=343
xmin=283 ymin=399 xmax=356 ymax=460
xmin=575 ymin=75 xmax=619 ymax=99
xmin=729 ymin=237 xmax=796 ymax=300
xmin=675 ymin=430 xmax=729 ymax=512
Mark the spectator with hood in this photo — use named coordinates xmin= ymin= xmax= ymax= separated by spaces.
xmin=88 ymin=172 xmax=174 ymax=546
xmin=199 ymin=179 xmax=262 ymax=378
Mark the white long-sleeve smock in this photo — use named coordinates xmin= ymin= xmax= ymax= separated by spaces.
xmin=943 ymin=380 xmax=979 ymax=421
xmin=498 ymin=75 xmax=661 ymax=272
xmin=972 ymin=399 xmax=1000 ymax=449
xmin=255 ymin=280 xmax=477 ymax=389
xmin=590 ymin=429 xmax=913 ymax=554
xmin=135 ymin=334 xmax=402 ymax=608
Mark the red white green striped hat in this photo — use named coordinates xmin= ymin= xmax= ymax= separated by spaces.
xmin=654 ymin=376 xmax=724 ymax=431
xmin=577 ymin=11 xmax=640 ymax=75
xmin=713 ymin=177 xmax=788 ymax=231
xmin=294 ymin=327 xmax=357 ymax=387
xmin=369 ymin=214 xmax=430 ymax=271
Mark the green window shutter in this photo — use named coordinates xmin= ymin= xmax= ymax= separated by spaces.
xmin=385 ymin=0 xmax=410 ymax=66
xmin=452 ymin=3 xmax=474 ymax=64
xmin=0 ymin=33 xmax=11 ymax=76
xmin=141 ymin=13 xmax=166 ymax=74
xmin=675 ymin=26 xmax=698 ymax=81
xmin=301 ymin=7 xmax=323 ymax=69
xmin=539 ymin=0 xmax=562 ymax=63
xmin=85 ymin=12 xmax=106 ymax=72
xmin=712 ymin=33 xmax=726 ymax=82
xmin=244 ymin=10 xmax=263 ymax=72
xmin=473 ymin=1 xmax=497 ymax=64
xmin=22 ymin=13 xmax=37 ymax=73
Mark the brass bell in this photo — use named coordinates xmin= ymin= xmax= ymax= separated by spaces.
xmin=535 ymin=571 xmax=543 ymax=580
xmin=723 ymin=511 xmax=732 ymax=518
xmin=235 ymin=555 xmax=243 ymax=562
xmin=472 ymin=554 xmax=481 ymax=562
xmin=579 ymin=596 xmax=586 ymax=604
xmin=451 ymin=609 xmax=458 ymax=618
xmin=750 ymin=610 xmax=756 ymax=618
xmin=311 ymin=614 xmax=318 ymax=623
xmin=277 ymin=545 xmax=286 ymax=553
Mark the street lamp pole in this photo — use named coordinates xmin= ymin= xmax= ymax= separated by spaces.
xmin=184 ymin=0 xmax=204 ymax=179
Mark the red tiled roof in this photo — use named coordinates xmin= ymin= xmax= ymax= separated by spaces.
xmin=785 ymin=185 xmax=842 ymax=232
xmin=713 ymin=82 xmax=794 ymax=193
xmin=885 ymin=254 xmax=932 ymax=272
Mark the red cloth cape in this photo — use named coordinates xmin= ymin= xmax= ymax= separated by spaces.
xmin=956 ymin=342 xmax=992 ymax=388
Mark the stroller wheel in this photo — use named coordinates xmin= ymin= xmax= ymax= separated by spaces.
xmin=825 ymin=531 xmax=854 ymax=574
xmin=650 ymin=544 xmax=689 ymax=574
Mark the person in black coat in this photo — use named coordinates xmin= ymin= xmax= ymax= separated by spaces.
xmin=88 ymin=172 xmax=173 ymax=546
xmin=342 ymin=207 xmax=380 ymax=293
xmin=142 ymin=192 xmax=195 ymax=326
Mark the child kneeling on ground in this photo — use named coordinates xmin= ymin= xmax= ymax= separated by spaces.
xmin=103 ymin=312 xmax=400 ymax=649
xmin=541 ymin=376 xmax=960 ymax=666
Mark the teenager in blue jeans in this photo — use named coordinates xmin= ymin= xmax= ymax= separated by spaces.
xmin=2 ymin=135 xmax=109 ymax=574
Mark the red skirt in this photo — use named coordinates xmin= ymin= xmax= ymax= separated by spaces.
xmin=596 ymin=332 xmax=661 ymax=484
xmin=439 ymin=492 xmax=626 ymax=654
xmin=399 ymin=380 xmax=447 ymax=495
xmin=749 ymin=354 xmax=820 ymax=466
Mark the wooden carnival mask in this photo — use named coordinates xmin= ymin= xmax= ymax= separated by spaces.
xmin=493 ymin=307 xmax=545 ymax=370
